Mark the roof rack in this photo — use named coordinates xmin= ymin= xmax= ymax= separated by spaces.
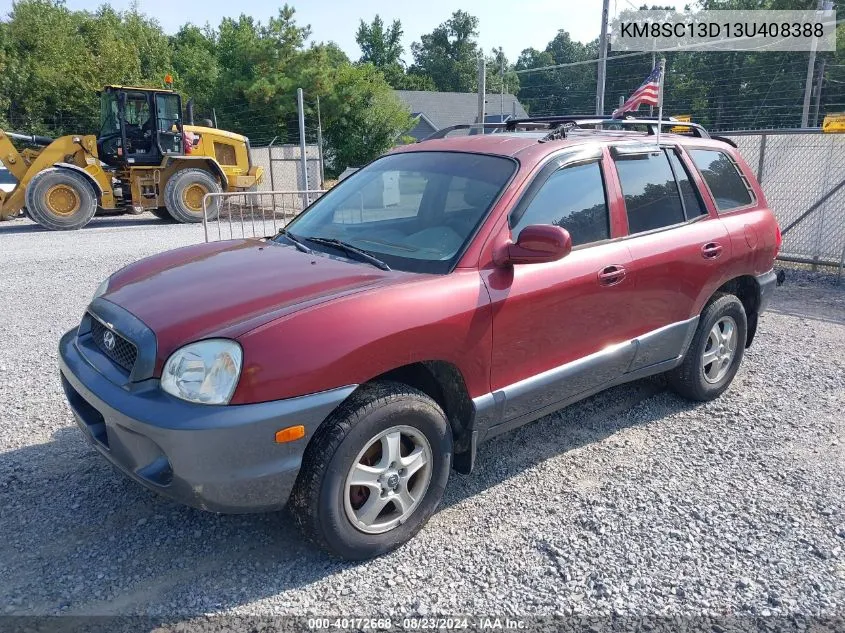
xmin=422 ymin=116 xmax=711 ymax=142
xmin=422 ymin=122 xmax=548 ymax=140
xmin=505 ymin=115 xmax=711 ymax=139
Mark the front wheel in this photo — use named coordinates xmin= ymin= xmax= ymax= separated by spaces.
xmin=25 ymin=168 xmax=97 ymax=230
xmin=163 ymin=168 xmax=222 ymax=223
xmin=667 ymin=293 xmax=748 ymax=402
xmin=290 ymin=382 xmax=452 ymax=560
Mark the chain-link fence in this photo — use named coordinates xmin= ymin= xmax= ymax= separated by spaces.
xmin=202 ymin=190 xmax=327 ymax=243
xmin=723 ymin=131 xmax=845 ymax=268
xmin=250 ymin=144 xmax=323 ymax=193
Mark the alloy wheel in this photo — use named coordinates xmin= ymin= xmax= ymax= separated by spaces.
xmin=343 ymin=425 xmax=433 ymax=535
xmin=702 ymin=315 xmax=738 ymax=383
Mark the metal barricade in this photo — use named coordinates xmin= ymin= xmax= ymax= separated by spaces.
xmin=201 ymin=189 xmax=327 ymax=243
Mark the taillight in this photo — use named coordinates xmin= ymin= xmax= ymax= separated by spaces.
xmin=774 ymin=222 xmax=782 ymax=257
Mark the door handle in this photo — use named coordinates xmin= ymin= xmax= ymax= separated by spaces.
xmin=598 ymin=264 xmax=627 ymax=286
xmin=701 ymin=242 xmax=723 ymax=259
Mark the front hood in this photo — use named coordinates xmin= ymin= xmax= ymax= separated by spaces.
xmin=103 ymin=239 xmax=401 ymax=360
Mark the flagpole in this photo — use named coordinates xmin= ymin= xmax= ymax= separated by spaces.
xmin=656 ymin=58 xmax=666 ymax=145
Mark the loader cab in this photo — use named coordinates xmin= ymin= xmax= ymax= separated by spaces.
xmin=97 ymin=86 xmax=184 ymax=167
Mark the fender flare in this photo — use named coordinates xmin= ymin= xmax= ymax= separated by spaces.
xmin=164 ymin=157 xmax=229 ymax=190
xmin=54 ymin=163 xmax=104 ymax=199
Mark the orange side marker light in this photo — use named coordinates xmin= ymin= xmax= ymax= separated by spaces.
xmin=275 ymin=425 xmax=305 ymax=443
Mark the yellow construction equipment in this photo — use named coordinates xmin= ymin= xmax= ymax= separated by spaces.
xmin=0 ymin=85 xmax=263 ymax=230
xmin=822 ymin=113 xmax=845 ymax=133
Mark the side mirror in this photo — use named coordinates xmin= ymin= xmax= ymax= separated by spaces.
xmin=494 ymin=224 xmax=572 ymax=266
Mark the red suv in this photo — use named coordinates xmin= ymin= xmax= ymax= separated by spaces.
xmin=59 ymin=117 xmax=780 ymax=559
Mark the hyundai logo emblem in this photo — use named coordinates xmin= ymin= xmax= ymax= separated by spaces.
xmin=102 ymin=330 xmax=116 ymax=351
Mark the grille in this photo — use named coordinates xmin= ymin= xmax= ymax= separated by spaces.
xmin=90 ymin=318 xmax=137 ymax=372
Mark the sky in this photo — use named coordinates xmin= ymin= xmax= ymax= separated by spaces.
xmin=0 ymin=0 xmax=690 ymax=63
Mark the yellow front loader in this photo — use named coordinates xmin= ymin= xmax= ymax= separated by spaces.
xmin=0 ymin=85 xmax=263 ymax=230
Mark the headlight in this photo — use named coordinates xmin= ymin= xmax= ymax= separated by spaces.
xmin=160 ymin=339 xmax=243 ymax=405
xmin=92 ymin=277 xmax=110 ymax=301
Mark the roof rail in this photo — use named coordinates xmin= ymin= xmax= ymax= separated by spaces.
xmin=505 ymin=115 xmax=711 ymax=139
xmin=421 ymin=116 xmax=711 ymax=142
xmin=421 ymin=121 xmax=553 ymax=141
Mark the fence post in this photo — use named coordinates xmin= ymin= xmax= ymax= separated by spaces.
xmin=756 ymin=134 xmax=767 ymax=184
xmin=316 ymin=96 xmax=325 ymax=188
xmin=267 ymin=137 xmax=278 ymax=213
xmin=297 ymin=88 xmax=310 ymax=208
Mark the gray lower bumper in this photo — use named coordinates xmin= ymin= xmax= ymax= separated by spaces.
xmin=756 ymin=269 xmax=777 ymax=314
xmin=59 ymin=329 xmax=354 ymax=513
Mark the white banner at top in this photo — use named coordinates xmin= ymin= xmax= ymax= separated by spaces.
xmin=611 ymin=10 xmax=837 ymax=53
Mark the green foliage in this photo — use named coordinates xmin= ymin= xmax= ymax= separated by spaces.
xmin=0 ymin=1 xmax=412 ymax=173
xmin=516 ymin=31 xmax=595 ymax=115
xmin=409 ymin=11 xmax=481 ymax=92
xmin=0 ymin=0 xmax=172 ymax=135
xmin=171 ymin=25 xmax=219 ymax=112
xmin=320 ymin=63 xmax=414 ymax=170
xmin=355 ymin=15 xmax=405 ymax=87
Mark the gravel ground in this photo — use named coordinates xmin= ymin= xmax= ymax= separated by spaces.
xmin=0 ymin=214 xmax=843 ymax=630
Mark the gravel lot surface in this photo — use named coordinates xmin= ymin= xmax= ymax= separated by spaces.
xmin=0 ymin=215 xmax=843 ymax=630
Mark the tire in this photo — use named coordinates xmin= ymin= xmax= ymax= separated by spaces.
xmin=163 ymin=168 xmax=221 ymax=223
xmin=150 ymin=207 xmax=176 ymax=222
xmin=290 ymin=381 xmax=452 ymax=560
xmin=25 ymin=168 xmax=97 ymax=230
xmin=667 ymin=293 xmax=748 ymax=402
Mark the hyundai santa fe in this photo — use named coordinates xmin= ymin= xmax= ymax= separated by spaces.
xmin=59 ymin=117 xmax=780 ymax=559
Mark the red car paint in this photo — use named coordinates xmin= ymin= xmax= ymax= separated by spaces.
xmin=100 ymin=132 xmax=779 ymax=406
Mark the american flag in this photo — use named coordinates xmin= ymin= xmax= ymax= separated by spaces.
xmin=612 ymin=65 xmax=662 ymax=119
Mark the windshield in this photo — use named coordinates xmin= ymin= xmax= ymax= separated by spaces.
xmin=99 ymin=92 xmax=119 ymax=136
xmin=281 ymin=152 xmax=516 ymax=274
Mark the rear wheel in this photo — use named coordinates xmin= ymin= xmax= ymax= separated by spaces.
xmin=163 ymin=168 xmax=221 ymax=223
xmin=25 ymin=168 xmax=97 ymax=230
xmin=667 ymin=293 xmax=747 ymax=402
xmin=290 ymin=382 xmax=452 ymax=560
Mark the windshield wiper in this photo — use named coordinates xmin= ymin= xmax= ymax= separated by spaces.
xmin=302 ymin=237 xmax=391 ymax=271
xmin=276 ymin=229 xmax=313 ymax=254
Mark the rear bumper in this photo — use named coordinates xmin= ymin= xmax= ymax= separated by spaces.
xmin=59 ymin=328 xmax=354 ymax=513
xmin=756 ymin=269 xmax=777 ymax=313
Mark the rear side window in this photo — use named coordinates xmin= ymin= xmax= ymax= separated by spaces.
xmin=614 ymin=151 xmax=685 ymax=233
xmin=689 ymin=149 xmax=754 ymax=212
xmin=667 ymin=151 xmax=707 ymax=219
xmin=511 ymin=161 xmax=610 ymax=247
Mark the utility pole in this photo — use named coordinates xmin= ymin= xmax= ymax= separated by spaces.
xmin=297 ymin=87 xmax=309 ymax=206
xmin=477 ymin=55 xmax=486 ymax=131
xmin=812 ymin=58 xmax=827 ymax=128
xmin=596 ymin=0 xmax=610 ymax=115
xmin=802 ymin=0 xmax=832 ymax=127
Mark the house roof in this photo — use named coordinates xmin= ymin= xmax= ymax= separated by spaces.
xmin=394 ymin=90 xmax=528 ymax=130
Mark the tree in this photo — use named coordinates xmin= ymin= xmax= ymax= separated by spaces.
xmin=356 ymin=15 xmax=405 ymax=86
xmin=409 ymin=11 xmax=480 ymax=92
xmin=320 ymin=63 xmax=414 ymax=169
xmin=0 ymin=0 xmax=173 ymax=136
xmin=515 ymin=30 xmax=593 ymax=116
xmin=171 ymin=25 xmax=219 ymax=114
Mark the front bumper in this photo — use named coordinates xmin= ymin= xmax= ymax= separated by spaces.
xmin=59 ymin=328 xmax=354 ymax=513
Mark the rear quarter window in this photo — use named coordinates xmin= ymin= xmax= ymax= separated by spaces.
xmin=689 ymin=149 xmax=754 ymax=212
